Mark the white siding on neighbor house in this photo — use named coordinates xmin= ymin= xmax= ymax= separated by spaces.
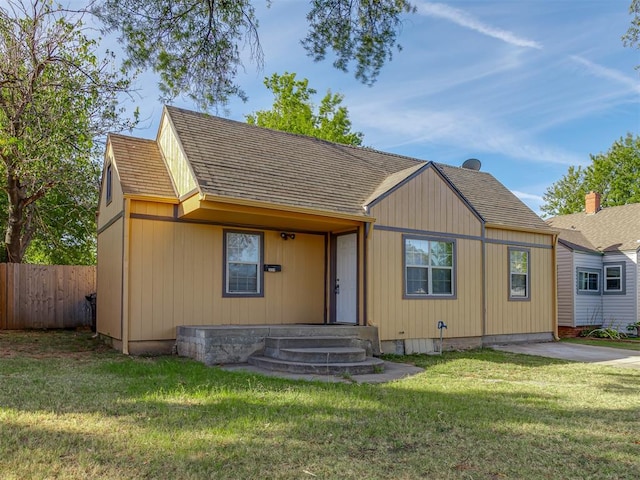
xmin=557 ymin=244 xmax=574 ymax=327
xmin=573 ymin=252 xmax=604 ymax=327
xmin=601 ymin=251 xmax=637 ymax=331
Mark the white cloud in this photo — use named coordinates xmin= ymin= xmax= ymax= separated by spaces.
xmin=416 ymin=2 xmax=543 ymax=49
xmin=512 ymin=190 xmax=544 ymax=202
xmin=569 ymin=55 xmax=640 ymax=95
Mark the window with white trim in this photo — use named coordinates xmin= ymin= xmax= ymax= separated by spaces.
xmin=603 ymin=263 xmax=625 ymax=294
xmin=577 ymin=268 xmax=600 ymax=294
xmin=509 ymin=248 xmax=529 ymax=300
xmin=404 ymin=237 xmax=454 ymax=297
xmin=224 ymin=231 xmax=263 ymax=296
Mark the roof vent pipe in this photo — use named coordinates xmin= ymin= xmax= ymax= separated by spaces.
xmin=461 ymin=158 xmax=481 ymax=171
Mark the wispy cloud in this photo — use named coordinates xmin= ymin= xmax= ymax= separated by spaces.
xmin=512 ymin=191 xmax=544 ymax=202
xmin=569 ymin=55 xmax=640 ymax=94
xmin=416 ymin=1 xmax=543 ymax=49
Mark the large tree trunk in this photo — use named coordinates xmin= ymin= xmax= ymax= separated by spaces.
xmin=5 ymin=173 xmax=28 ymax=263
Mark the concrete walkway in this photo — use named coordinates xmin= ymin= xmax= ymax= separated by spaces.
xmin=221 ymin=360 xmax=424 ymax=384
xmin=492 ymin=342 xmax=640 ymax=370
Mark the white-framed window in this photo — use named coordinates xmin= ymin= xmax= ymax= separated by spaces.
xmin=577 ymin=268 xmax=600 ymax=294
xmin=509 ymin=248 xmax=530 ymax=300
xmin=224 ymin=230 xmax=263 ymax=296
xmin=403 ymin=236 xmax=455 ymax=298
xmin=603 ymin=262 xmax=625 ymax=294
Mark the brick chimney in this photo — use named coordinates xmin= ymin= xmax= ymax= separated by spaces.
xmin=585 ymin=191 xmax=601 ymax=214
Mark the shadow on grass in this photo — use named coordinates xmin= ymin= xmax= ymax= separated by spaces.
xmin=1 ymin=331 xmax=639 ymax=479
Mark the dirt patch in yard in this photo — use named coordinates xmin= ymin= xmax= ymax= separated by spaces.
xmin=0 ymin=329 xmax=112 ymax=360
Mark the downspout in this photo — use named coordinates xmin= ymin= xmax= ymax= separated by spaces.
xmin=481 ymin=223 xmax=487 ymax=340
xmin=552 ymin=233 xmax=559 ymax=341
xmin=122 ymin=198 xmax=131 ymax=355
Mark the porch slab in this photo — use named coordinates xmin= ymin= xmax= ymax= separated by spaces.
xmin=176 ymin=324 xmax=380 ymax=366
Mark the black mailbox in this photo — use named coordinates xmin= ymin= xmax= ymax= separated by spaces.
xmin=263 ymin=264 xmax=282 ymax=272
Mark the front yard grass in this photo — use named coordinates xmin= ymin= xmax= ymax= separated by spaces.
xmin=562 ymin=337 xmax=640 ymax=352
xmin=1 ymin=330 xmax=639 ymax=479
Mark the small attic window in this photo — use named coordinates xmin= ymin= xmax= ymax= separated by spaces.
xmin=106 ymin=164 xmax=112 ymax=205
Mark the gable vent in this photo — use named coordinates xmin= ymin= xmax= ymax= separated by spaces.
xmin=462 ymin=158 xmax=481 ymax=171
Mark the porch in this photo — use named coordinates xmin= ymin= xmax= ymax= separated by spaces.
xmin=176 ymin=324 xmax=381 ymax=370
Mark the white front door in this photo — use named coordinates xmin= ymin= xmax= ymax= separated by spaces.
xmin=335 ymin=233 xmax=358 ymax=324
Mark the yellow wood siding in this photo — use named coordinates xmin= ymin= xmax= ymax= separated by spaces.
xmin=367 ymin=229 xmax=483 ymax=341
xmin=369 ymin=167 xmax=482 ymax=237
xmin=96 ymin=217 xmax=123 ymax=339
xmin=366 ymin=169 xmax=484 ymax=341
xmin=157 ymin=114 xmax=196 ymax=196
xmin=127 ymin=216 xmax=325 ymax=341
xmin=485 ymin=228 xmax=553 ymax=247
xmin=485 ymin=242 xmax=555 ymax=335
xmin=97 ymin=147 xmax=124 ymax=231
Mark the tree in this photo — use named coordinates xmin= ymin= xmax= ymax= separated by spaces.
xmin=246 ymin=72 xmax=363 ymax=146
xmin=95 ymin=0 xmax=415 ymax=110
xmin=623 ymin=0 xmax=640 ymax=55
xmin=0 ymin=0 xmax=136 ymax=263
xmin=541 ymin=134 xmax=640 ymax=217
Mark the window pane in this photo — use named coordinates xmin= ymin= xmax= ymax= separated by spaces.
xmin=228 ymin=263 xmax=258 ymax=293
xmin=406 ymin=239 xmax=429 ymax=266
xmin=510 ymin=251 xmax=528 ymax=273
xmin=605 ymin=266 xmax=621 ymax=291
xmin=432 ymin=268 xmax=452 ymax=294
xmin=511 ymin=273 xmax=527 ymax=297
xmin=587 ymin=273 xmax=598 ymax=290
xmin=227 ymin=233 xmax=260 ymax=262
xmin=406 ymin=267 xmax=428 ymax=294
xmin=430 ymin=242 xmax=453 ymax=267
xmin=578 ymin=271 xmax=599 ymax=291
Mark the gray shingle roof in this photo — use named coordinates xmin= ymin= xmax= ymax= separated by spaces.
xmin=109 ymin=133 xmax=177 ymax=199
xmin=435 ymin=163 xmax=554 ymax=232
xmin=547 ymin=203 xmax=640 ymax=252
xmin=106 ymin=106 xmax=553 ymax=235
xmin=165 ymin=106 xmax=419 ymax=216
xmin=555 ymin=228 xmax=600 ymax=254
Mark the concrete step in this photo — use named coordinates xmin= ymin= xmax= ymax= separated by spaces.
xmin=264 ymin=336 xmax=358 ymax=350
xmin=248 ymin=355 xmax=385 ymax=375
xmin=275 ymin=346 xmax=367 ymax=363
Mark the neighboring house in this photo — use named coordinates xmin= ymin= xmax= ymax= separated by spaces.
xmin=97 ymin=106 xmax=558 ymax=357
xmin=547 ymin=192 xmax=640 ymax=335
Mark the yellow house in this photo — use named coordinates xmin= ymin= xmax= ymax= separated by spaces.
xmin=97 ymin=106 xmax=558 ymax=359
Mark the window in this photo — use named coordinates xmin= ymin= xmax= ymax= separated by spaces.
xmin=577 ymin=268 xmax=600 ymax=295
xmin=106 ymin=164 xmax=112 ymax=204
xmin=509 ymin=248 xmax=529 ymax=300
xmin=224 ymin=231 xmax=263 ymax=296
xmin=603 ymin=262 xmax=625 ymax=294
xmin=404 ymin=237 xmax=454 ymax=297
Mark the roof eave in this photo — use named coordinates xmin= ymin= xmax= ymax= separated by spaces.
xmin=200 ymin=193 xmax=375 ymax=223
xmin=485 ymin=222 xmax=558 ymax=236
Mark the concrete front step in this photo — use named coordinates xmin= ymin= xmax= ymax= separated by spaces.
xmin=275 ymin=346 xmax=367 ymax=363
xmin=264 ymin=336 xmax=358 ymax=350
xmin=248 ymin=355 xmax=385 ymax=375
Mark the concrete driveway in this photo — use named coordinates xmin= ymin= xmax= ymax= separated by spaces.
xmin=492 ymin=342 xmax=640 ymax=370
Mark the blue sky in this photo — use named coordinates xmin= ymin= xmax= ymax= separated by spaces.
xmin=119 ymin=0 xmax=639 ymax=216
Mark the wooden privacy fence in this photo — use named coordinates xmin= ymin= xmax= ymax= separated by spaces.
xmin=0 ymin=263 xmax=97 ymax=330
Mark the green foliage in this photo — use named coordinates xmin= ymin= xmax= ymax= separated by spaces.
xmin=303 ymin=0 xmax=416 ymax=85
xmin=623 ymin=0 xmax=640 ymax=57
xmin=581 ymin=327 xmax=628 ymax=340
xmin=246 ymin=72 xmax=364 ymax=146
xmin=96 ymin=0 xmax=416 ymax=110
xmin=541 ymin=133 xmax=640 ymax=217
xmin=0 ymin=1 xmax=136 ymax=264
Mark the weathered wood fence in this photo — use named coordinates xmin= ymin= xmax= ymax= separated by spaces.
xmin=0 ymin=263 xmax=97 ymax=329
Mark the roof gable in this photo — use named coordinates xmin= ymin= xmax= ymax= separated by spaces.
xmin=435 ymin=163 xmax=553 ymax=232
xmin=108 ymin=134 xmax=177 ymax=199
xmin=547 ymin=203 xmax=640 ymax=252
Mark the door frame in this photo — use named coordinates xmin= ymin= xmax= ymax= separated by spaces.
xmin=330 ymin=231 xmax=359 ymax=324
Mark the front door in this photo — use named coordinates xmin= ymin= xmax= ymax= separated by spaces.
xmin=335 ymin=233 xmax=358 ymax=324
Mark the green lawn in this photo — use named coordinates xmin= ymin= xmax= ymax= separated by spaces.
xmin=1 ymin=331 xmax=639 ymax=479
xmin=562 ymin=337 xmax=640 ymax=352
